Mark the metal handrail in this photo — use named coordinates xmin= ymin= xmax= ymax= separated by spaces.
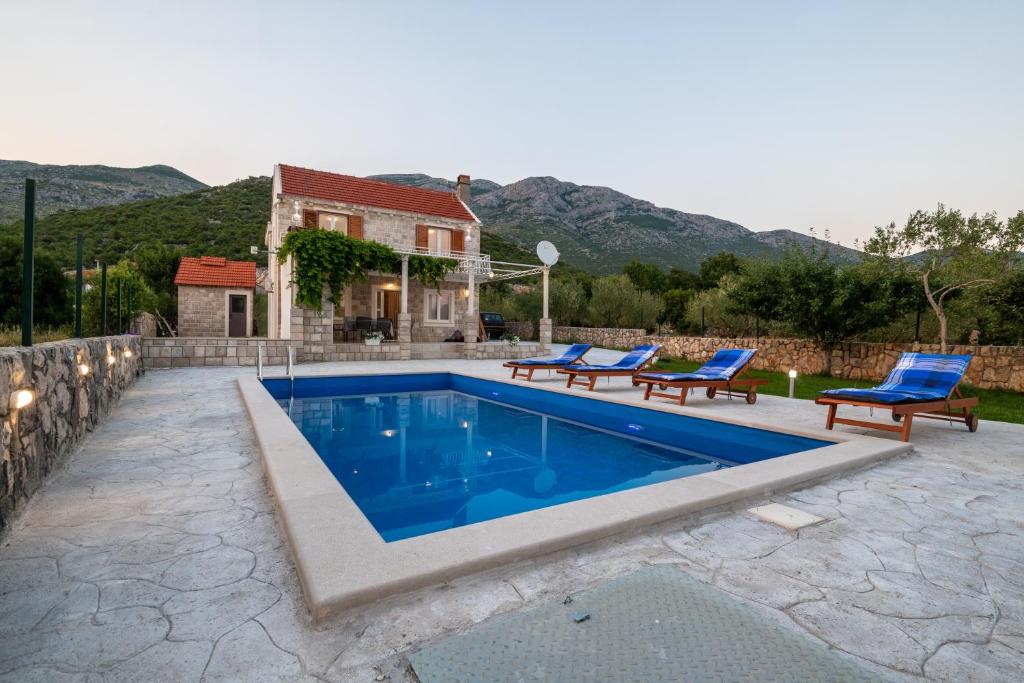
xmin=256 ymin=344 xmax=263 ymax=380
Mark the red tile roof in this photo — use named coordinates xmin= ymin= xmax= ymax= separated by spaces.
xmin=174 ymin=256 xmax=257 ymax=288
xmin=278 ymin=164 xmax=477 ymax=223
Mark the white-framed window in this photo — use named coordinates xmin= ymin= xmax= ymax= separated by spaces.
xmin=318 ymin=212 xmax=349 ymax=234
xmin=427 ymin=227 xmax=452 ymax=254
xmin=425 ymin=291 xmax=453 ymax=323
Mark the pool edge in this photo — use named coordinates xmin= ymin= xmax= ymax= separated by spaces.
xmin=237 ymin=373 xmax=912 ymax=622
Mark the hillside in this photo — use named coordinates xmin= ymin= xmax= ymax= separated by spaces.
xmin=0 ymin=160 xmax=207 ymax=224
xmin=374 ymin=174 xmax=861 ymax=273
xmin=0 ymin=177 xmax=269 ymax=267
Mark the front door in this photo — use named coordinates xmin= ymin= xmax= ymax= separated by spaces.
xmin=374 ymin=290 xmax=400 ymax=335
xmin=228 ymin=295 xmax=247 ymax=337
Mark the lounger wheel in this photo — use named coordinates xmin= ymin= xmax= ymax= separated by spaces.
xmin=659 ymin=383 xmax=668 ymax=390
xmin=966 ymin=413 xmax=979 ymax=432
xmin=632 ymin=378 xmax=640 ymax=387
xmin=892 ymin=413 xmax=902 ymax=422
xmin=706 ymin=387 xmax=717 ymax=399
xmin=745 ymin=391 xmax=757 ymax=405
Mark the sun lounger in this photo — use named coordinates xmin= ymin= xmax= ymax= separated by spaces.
xmin=557 ymin=344 xmax=662 ymax=391
xmin=632 ymin=348 xmax=767 ymax=405
xmin=503 ymin=344 xmax=592 ymax=380
xmin=815 ymin=352 xmax=978 ymax=441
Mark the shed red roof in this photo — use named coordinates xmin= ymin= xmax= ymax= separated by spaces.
xmin=278 ymin=164 xmax=476 ymax=223
xmin=174 ymin=256 xmax=257 ymax=288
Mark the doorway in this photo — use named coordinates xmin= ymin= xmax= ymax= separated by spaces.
xmin=228 ymin=294 xmax=247 ymax=337
xmin=374 ymin=289 xmax=400 ymax=338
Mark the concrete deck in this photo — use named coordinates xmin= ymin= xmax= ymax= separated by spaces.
xmin=1 ymin=348 xmax=1022 ymax=681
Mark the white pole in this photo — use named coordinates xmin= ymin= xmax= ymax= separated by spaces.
xmin=788 ymin=369 xmax=797 ymax=399
xmin=400 ymin=256 xmax=409 ymax=314
xmin=467 ymin=269 xmax=475 ymax=316
xmin=542 ymin=267 xmax=550 ymax=319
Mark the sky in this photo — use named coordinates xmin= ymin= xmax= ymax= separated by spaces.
xmin=1 ymin=1 xmax=1021 ymax=246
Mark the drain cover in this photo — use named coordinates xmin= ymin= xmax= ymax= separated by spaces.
xmin=748 ymin=503 xmax=825 ymax=530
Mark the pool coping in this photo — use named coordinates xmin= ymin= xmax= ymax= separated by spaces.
xmin=237 ymin=370 xmax=913 ymax=621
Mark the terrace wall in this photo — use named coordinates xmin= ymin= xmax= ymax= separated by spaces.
xmin=1 ymin=335 xmax=142 ymax=534
xmin=142 ymin=337 xmax=301 ymax=368
xmin=553 ymin=327 xmax=1024 ymax=392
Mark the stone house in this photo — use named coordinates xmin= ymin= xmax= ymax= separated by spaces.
xmin=264 ymin=164 xmax=551 ymax=360
xmin=174 ymin=256 xmax=257 ymax=337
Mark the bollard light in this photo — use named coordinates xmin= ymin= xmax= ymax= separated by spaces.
xmin=78 ymin=363 xmax=91 ymax=376
xmin=123 ymin=348 xmax=133 ymax=358
xmin=106 ymin=355 xmax=116 ymax=366
xmin=788 ymin=369 xmax=798 ymax=399
xmin=10 ymin=389 xmax=34 ymax=410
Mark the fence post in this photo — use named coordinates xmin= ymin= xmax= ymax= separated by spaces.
xmin=700 ymin=306 xmax=705 ymax=337
xmin=755 ymin=317 xmax=760 ymax=342
xmin=914 ymin=307 xmax=922 ymax=343
xmin=75 ymin=234 xmax=84 ymax=337
xmin=117 ymin=279 xmax=122 ymax=334
xmin=21 ymin=179 xmax=35 ymax=347
xmin=100 ymin=263 xmax=108 ymax=336
xmin=127 ymin=284 xmax=133 ymax=335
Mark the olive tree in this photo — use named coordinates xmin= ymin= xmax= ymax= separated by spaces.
xmin=864 ymin=206 xmax=1024 ymax=352
xmin=729 ymin=249 xmax=911 ymax=373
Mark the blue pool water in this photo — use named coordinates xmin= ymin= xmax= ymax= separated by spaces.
xmin=263 ymin=374 xmax=831 ymax=542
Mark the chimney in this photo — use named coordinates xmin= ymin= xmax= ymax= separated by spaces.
xmin=455 ymin=174 xmax=471 ymax=203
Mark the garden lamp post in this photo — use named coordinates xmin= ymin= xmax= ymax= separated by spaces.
xmin=74 ymin=234 xmax=84 ymax=337
xmin=788 ymin=369 xmax=798 ymax=399
xmin=21 ymin=179 xmax=36 ymax=347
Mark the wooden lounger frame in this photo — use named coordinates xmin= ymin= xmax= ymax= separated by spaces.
xmin=814 ymin=386 xmax=979 ymax=442
xmin=556 ymin=348 xmax=661 ymax=391
xmin=503 ymin=358 xmax=586 ymax=381
xmin=633 ymin=367 xmax=768 ymax=406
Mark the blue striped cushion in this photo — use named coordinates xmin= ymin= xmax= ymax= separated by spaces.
xmin=510 ymin=344 xmax=591 ymax=366
xmin=820 ymin=353 xmax=971 ymax=404
xmin=637 ymin=349 xmax=757 ymax=383
xmin=571 ymin=345 xmax=659 ymax=372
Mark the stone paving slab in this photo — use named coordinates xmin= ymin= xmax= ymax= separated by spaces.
xmin=0 ymin=349 xmax=1022 ymax=682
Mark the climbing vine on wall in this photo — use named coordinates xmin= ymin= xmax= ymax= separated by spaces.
xmin=409 ymin=254 xmax=459 ymax=290
xmin=277 ymin=230 xmax=459 ymax=311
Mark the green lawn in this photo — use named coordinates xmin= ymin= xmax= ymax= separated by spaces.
xmin=653 ymin=357 xmax=1024 ymax=426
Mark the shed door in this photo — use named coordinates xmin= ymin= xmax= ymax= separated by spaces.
xmin=228 ymin=295 xmax=247 ymax=337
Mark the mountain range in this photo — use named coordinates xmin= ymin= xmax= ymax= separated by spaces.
xmin=371 ymin=173 xmax=860 ymax=272
xmin=0 ymin=160 xmax=207 ymax=224
xmin=0 ymin=160 xmax=861 ymax=273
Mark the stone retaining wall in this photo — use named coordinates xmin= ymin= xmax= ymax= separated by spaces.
xmin=142 ymin=338 xmax=301 ymax=368
xmin=1 ymin=335 xmax=143 ymax=533
xmin=553 ymin=327 xmax=1024 ymax=392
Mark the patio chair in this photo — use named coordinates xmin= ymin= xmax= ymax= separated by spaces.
xmin=375 ymin=319 xmax=394 ymax=340
xmin=502 ymin=343 xmax=592 ymax=381
xmin=354 ymin=316 xmax=372 ymax=339
xmin=557 ymin=344 xmax=662 ymax=391
xmin=814 ymin=352 xmax=979 ymax=442
xmin=633 ymin=348 xmax=767 ymax=405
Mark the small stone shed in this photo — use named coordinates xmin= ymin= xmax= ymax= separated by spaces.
xmin=174 ymin=256 xmax=257 ymax=337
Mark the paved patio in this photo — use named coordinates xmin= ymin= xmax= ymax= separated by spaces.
xmin=1 ymin=348 xmax=1022 ymax=682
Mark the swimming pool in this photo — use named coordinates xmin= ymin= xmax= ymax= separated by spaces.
xmin=263 ymin=373 xmax=830 ymax=542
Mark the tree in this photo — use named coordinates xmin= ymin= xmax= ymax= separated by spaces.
xmin=0 ymin=236 xmax=72 ymax=327
xmin=685 ymin=279 xmax=755 ymax=337
xmin=83 ymin=262 xmax=157 ymax=334
xmin=660 ymin=288 xmax=694 ymax=333
xmin=864 ymin=206 xmax=1024 ymax=352
xmin=729 ymin=248 xmax=911 ymax=373
xmin=622 ymin=260 xmax=666 ymax=294
xmin=698 ymin=252 xmax=744 ymax=290
xmin=982 ymin=268 xmax=1024 ymax=345
xmin=133 ymin=242 xmax=184 ymax=321
xmin=549 ymin=278 xmax=588 ymax=325
xmin=666 ymin=267 xmax=701 ymax=292
xmin=585 ymin=275 xmax=663 ymax=330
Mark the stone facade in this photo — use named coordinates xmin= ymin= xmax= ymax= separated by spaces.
xmin=266 ymin=179 xmax=480 ymax=343
xmin=142 ymin=337 xmax=301 ymax=368
xmin=553 ymin=327 xmax=1024 ymax=392
xmin=1 ymin=335 xmax=142 ymax=533
xmin=177 ymin=285 xmax=252 ymax=337
xmin=504 ymin=320 xmax=535 ymax=341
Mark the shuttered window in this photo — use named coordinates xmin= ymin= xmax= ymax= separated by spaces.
xmin=348 ymin=215 xmax=364 ymax=239
xmin=302 ymin=209 xmax=318 ymax=228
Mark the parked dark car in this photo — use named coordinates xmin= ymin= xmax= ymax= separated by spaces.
xmin=479 ymin=312 xmax=506 ymax=340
